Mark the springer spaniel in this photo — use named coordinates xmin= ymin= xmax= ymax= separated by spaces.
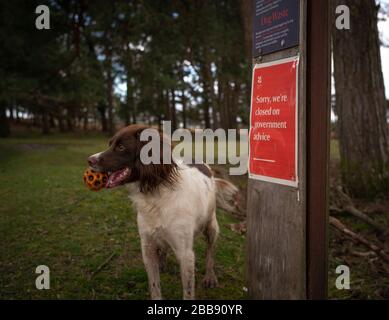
xmin=87 ymin=125 xmax=238 ymax=299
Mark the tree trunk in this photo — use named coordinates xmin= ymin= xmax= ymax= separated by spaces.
xmin=125 ymin=74 xmax=132 ymax=126
xmin=238 ymin=0 xmax=253 ymax=112
xmin=49 ymin=113 xmax=56 ymax=128
xmin=179 ymin=64 xmax=188 ymax=128
xmin=229 ymin=81 xmax=239 ymax=129
xmin=66 ymin=107 xmax=73 ymax=131
xmin=238 ymin=0 xmax=252 ymax=62
xmin=42 ymin=109 xmax=50 ymax=134
xmin=181 ymin=90 xmax=187 ymax=128
xmin=0 ymin=103 xmax=10 ymax=137
xmin=157 ymin=113 xmax=162 ymax=131
xmin=83 ymin=107 xmax=89 ymax=130
xmin=33 ymin=113 xmax=40 ymax=127
xmin=107 ymin=73 xmax=114 ymax=134
xmin=212 ymin=102 xmax=219 ymax=129
xmin=132 ymin=105 xmax=137 ymax=124
xmin=218 ymin=73 xmax=228 ymax=130
xmin=58 ymin=114 xmax=66 ymax=132
xmin=9 ymin=104 xmax=14 ymax=121
xmin=332 ymin=0 xmax=389 ymax=197
xmin=200 ymin=52 xmax=213 ymax=129
xmin=106 ymin=48 xmax=114 ymax=135
xmin=164 ymin=90 xmax=171 ymax=123
xmin=15 ymin=106 xmax=20 ymax=122
xmin=98 ymin=104 xmax=108 ymax=132
xmin=170 ymin=88 xmax=177 ymax=130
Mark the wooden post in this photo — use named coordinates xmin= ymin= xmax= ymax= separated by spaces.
xmin=246 ymin=0 xmax=330 ymax=299
xmin=306 ymin=0 xmax=330 ymax=300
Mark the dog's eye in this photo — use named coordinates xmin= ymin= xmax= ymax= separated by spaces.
xmin=117 ymin=143 xmax=125 ymax=152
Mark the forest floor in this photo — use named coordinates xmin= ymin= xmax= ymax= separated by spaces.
xmin=0 ymin=129 xmax=388 ymax=299
xmin=219 ymin=139 xmax=389 ymax=300
xmin=326 ymin=148 xmax=389 ymax=299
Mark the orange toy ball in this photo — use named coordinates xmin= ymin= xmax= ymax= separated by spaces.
xmin=83 ymin=168 xmax=108 ymax=191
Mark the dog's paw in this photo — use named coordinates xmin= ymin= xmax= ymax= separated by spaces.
xmin=202 ymin=273 xmax=218 ymax=288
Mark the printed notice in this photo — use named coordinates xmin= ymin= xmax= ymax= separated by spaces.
xmin=253 ymin=0 xmax=300 ymax=57
xmin=249 ymin=56 xmax=299 ymax=187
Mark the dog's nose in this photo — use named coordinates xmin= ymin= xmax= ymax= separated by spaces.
xmin=88 ymin=156 xmax=97 ymax=167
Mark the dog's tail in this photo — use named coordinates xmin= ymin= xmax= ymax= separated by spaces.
xmin=215 ymin=178 xmax=239 ymax=213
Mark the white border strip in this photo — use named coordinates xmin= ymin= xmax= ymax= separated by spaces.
xmin=248 ymin=55 xmax=300 ymax=188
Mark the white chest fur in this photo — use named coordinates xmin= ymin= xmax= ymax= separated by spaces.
xmin=127 ymin=164 xmax=216 ymax=248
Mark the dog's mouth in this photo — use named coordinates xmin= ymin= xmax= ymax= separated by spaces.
xmin=106 ymin=167 xmax=132 ymax=189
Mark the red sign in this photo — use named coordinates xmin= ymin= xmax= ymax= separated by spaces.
xmin=249 ymin=56 xmax=299 ymax=187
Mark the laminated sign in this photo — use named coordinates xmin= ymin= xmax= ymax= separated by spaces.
xmin=253 ymin=0 xmax=300 ymax=57
xmin=249 ymin=56 xmax=299 ymax=187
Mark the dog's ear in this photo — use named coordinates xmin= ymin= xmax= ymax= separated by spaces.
xmin=134 ymin=128 xmax=178 ymax=193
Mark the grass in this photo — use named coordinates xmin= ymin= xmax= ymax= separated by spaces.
xmin=0 ymin=133 xmax=246 ymax=300
xmin=1 ymin=132 xmax=387 ymax=300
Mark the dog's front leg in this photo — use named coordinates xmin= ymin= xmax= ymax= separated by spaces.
xmin=140 ymin=237 xmax=162 ymax=300
xmin=177 ymin=249 xmax=195 ymax=300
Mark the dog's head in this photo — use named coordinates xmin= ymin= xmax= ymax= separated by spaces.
xmin=87 ymin=124 xmax=177 ymax=193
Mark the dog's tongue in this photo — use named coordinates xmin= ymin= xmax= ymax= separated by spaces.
xmin=106 ymin=168 xmax=131 ymax=189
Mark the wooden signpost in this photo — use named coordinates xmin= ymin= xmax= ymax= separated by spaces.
xmin=246 ymin=0 xmax=330 ymax=299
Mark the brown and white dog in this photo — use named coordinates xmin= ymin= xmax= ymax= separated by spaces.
xmin=87 ymin=124 xmax=238 ymax=299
